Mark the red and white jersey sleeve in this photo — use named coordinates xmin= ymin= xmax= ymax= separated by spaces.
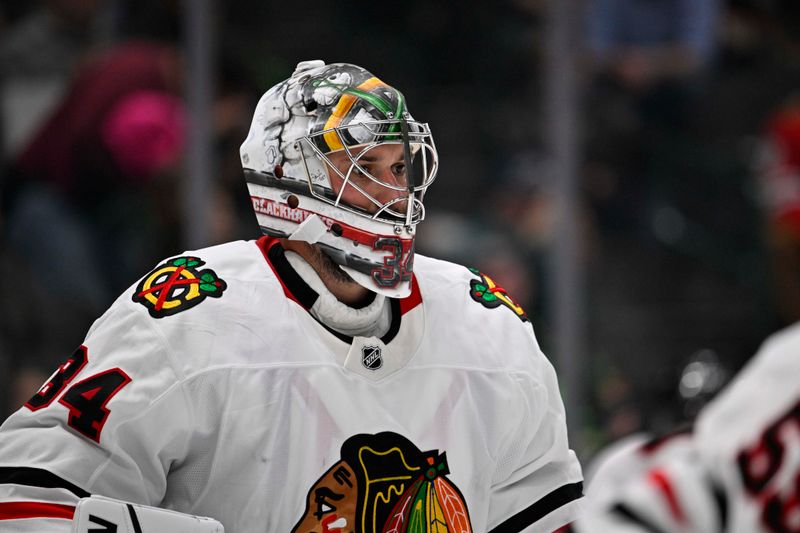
xmin=569 ymin=322 xmax=800 ymax=533
xmin=694 ymin=322 xmax=800 ymax=533
xmin=567 ymin=429 xmax=723 ymax=533
xmin=0 ymin=296 xmax=191 ymax=530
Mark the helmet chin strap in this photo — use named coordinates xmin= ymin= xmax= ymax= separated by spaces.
xmin=288 ymin=214 xmax=328 ymax=244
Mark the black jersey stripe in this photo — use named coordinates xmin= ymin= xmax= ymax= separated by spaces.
xmin=267 ymin=242 xmax=319 ymax=310
xmin=127 ymin=504 xmax=144 ymax=533
xmin=0 ymin=467 xmax=90 ymax=498
xmin=489 ymin=481 xmax=583 ymax=533
xmin=712 ymin=481 xmax=728 ymax=531
xmin=611 ymin=503 xmax=669 ymax=533
xmin=380 ymin=297 xmax=402 ymax=344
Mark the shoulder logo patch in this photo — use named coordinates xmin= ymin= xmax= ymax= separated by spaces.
xmin=133 ymin=256 xmax=227 ymax=318
xmin=293 ymin=431 xmax=473 ymax=533
xmin=468 ymin=267 xmax=528 ymax=322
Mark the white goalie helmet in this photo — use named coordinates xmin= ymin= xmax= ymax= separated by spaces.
xmin=240 ymin=60 xmax=438 ymax=298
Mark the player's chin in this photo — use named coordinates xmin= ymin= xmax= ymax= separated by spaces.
xmin=312 ymin=243 xmax=356 ymax=284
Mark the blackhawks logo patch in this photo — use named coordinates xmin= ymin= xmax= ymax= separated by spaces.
xmin=468 ymin=267 xmax=528 ymax=322
xmin=133 ymin=256 xmax=226 ymax=318
xmin=293 ymin=431 xmax=473 ymax=533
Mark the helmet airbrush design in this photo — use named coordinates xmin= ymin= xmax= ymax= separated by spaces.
xmin=240 ymin=60 xmax=438 ymax=298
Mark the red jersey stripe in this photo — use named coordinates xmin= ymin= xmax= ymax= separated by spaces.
xmin=648 ymin=468 xmax=686 ymax=525
xmin=399 ymin=275 xmax=422 ymax=315
xmin=0 ymin=501 xmax=75 ymax=520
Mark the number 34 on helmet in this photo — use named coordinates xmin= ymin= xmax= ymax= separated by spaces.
xmin=240 ymin=60 xmax=439 ymax=298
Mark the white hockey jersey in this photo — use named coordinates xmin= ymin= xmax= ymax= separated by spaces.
xmin=567 ymin=322 xmax=800 ymax=533
xmin=569 ymin=430 xmax=722 ymax=532
xmin=0 ymin=237 xmax=584 ymax=533
xmin=693 ymin=322 xmax=800 ymax=532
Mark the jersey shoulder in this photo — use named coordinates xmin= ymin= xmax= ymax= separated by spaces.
xmin=124 ymin=239 xmax=278 ymax=317
xmin=123 ymin=238 xmax=290 ymax=315
xmin=695 ymin=322 xmax=800 ymax=456
xmin=413 ymin=254 xmax=545 ymax=372
xmin=414 ymin=254 xmax=530 ymax=323
xmin=93 ymin=239 xmax=290 ymax=374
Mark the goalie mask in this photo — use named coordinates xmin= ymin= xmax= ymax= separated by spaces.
xmin=240 ymin=60 xmax=438 ymax=298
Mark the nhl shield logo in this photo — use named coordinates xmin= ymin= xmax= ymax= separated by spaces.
xmin=361 ymin=345 xmax=382 ymax=370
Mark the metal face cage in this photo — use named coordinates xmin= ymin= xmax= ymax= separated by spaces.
xmin=300 ymin=118 xmax=438 ymax=228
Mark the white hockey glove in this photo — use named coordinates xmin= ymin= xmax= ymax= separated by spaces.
xmin=71 ymin=495 xmax=223 ymax=533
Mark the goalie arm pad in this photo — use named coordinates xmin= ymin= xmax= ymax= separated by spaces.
xmin=71 ymin=495 xmax=223 ymax=533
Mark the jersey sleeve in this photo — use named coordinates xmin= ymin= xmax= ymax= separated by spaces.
xmin=568 ymin=430 xmax=726 ymax=533
xmin=0 ymin=299 xmax=193 ymax=530
xmin=693 ymin=323 xmax=800 ymax=533
xmin=573 ymin=450 xmax=723 ymax=533
xmin=487 ymin=341 xmax=585 ymax=533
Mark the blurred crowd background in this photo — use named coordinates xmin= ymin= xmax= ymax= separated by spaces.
xmin=2 ymin=0 xmax=800 ymax=460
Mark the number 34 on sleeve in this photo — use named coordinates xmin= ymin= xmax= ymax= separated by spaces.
xmin=25 ymin=346 xmax=131 ymax=443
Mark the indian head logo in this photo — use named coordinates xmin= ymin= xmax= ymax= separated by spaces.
xmin=293 ymin=432 xmax=473 ymax=533
xmin=133 ymin=256 xmax=227 ymax=318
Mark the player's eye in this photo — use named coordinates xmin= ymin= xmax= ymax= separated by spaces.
xmin=391 ymin=163 xmax=406 ymax=177
xmin=350 ymin=165 xmax=373 ymax=184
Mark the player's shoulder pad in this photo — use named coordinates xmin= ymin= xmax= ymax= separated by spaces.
xmin=413 ymin=255 xmax=545 ymax=372
xmin=128 ymin=240 xmax=266 ymax=320
xmin=695 ymin=321 xmax=800 ymax=448
xmin=72 ymin=495 xmax=224 ymax=533
xmin=414 ymin=254 xmax=530 ymax=324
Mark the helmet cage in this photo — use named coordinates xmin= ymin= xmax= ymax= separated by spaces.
xmin=298 ymin=118 xmax=438 ymax=228
xmin=240 ymin=61 xmax=440 ymax=298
